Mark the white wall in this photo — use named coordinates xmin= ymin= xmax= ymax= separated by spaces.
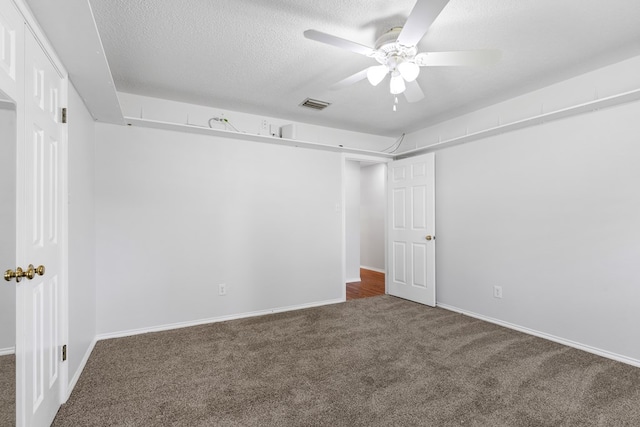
xmin=360 ymin=163 xmax=386 ymax=272
xmin=95 ymin=123 xmax=344 ymax=335
xmin=345 ymin=161 xmax=360 ymax=282
xmin=66 ymin=85 xmax=97 ymax=379
xmin=433 ymin=99 xmax=640 ymax=363
xmin=0 ymin=105 xmax=16 ymax=352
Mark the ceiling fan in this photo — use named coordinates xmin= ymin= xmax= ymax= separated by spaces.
xmin=304 ymin=0 xmax=500 ymax=103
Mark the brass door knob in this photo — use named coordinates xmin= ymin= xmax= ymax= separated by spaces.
xmin=4 ymin=267 xmax=25 ymax=282
xmin=25 ymin=264 xmax=45 ymax=280
xmin=425 ymin=235 xmax=435 ymax=241
xmin=4 ymin=264 xmax=45 ymax=282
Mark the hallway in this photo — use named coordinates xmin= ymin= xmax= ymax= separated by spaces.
xmin=346 ymin=269 xmax=385 ymax=300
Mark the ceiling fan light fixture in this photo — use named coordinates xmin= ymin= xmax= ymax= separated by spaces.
xmin=305 ymin=0 xmax=494 ymax=104
xmin=389 ymin=73 xmax=406 ymax=95
xmin=366 ymin=65 xmax=388 ymax=86
xmin=398 ymin=61 xmax=420 ymax=82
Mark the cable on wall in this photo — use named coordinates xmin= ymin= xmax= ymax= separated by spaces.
xmin=208 ymin=117 xmax=240 ymax=132
xmin=381 ymin=133 xmax=406 ymax=153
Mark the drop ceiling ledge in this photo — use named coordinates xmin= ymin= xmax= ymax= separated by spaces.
xmin=397 ymin=87 xmax=640 ymax=158
xmin=124 ymin=117 xmax=396 ymax=158
xmin=24 ymin=0 xmax=124 ymax=124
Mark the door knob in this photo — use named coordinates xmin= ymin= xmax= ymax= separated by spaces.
xmin=25 ymin=264 xmax=45 ymax=280
xmin=4 ymin=264 xmax=45 ymax=282
xmin=5 ymin=267 xmax=25 ymax=282
xmin=425 ymin=235 xmax=435 ymax=241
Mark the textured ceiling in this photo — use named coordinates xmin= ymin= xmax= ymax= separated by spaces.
xmin=89 ymin=0 xmax=640 ymax=137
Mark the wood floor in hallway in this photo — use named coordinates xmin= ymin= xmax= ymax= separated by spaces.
xmin=346 ymin=268 xmax=385 ymax=300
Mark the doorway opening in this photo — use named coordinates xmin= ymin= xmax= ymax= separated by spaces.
xmin=0 ymin=96 xmax=17 ymax=426
xmin=344 ymin=158 xmax=387 ymax=300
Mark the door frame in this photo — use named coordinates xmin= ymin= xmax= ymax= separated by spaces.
xmin=0 ymin=97 xmax=17 ymax=360
xmin=6 ymin=0 xmax=70 ymax=424
xmin=340 ymin=153 xmax=391 ymax=301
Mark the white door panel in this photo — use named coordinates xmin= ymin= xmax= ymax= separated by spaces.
xmin=387 ymin=153 xmax=436 ymax=306
xmin=17 ymin=27 xmax=64 ymax=427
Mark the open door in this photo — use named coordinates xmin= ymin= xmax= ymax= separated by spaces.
xmin=1 ymin=2 xmax=67 ymax=424
xmin=14 ymin=26 xmax=66 ymax=427
xmin=2 ymin=3 xmax=69 ymax=423
xmin=387 ymin=153 xmax=435 ymax=306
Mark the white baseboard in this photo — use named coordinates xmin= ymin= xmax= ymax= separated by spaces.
xmin=97 ymin=298 xmax=345 ymax=341
xmin=0 ymin=346 xmax=15 ymax=356
xmin=437 ymin=303 xmax=640 ymax=369
xmin=346 ymin=277 xmax=361 ymax=283
xmin=360 ymin=266 xmax=385 ymax=274
xmin=65 ymin=337 xmax=97 ymax=400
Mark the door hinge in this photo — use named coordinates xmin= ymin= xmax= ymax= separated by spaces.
xmin=62 ymin=344 xmax=67 ymax=362
xmin=61 ymin=107 xmax=67 ymax=124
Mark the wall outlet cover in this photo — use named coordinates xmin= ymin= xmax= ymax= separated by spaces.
xmin=493 ymin=285 xmax=503 ymax=299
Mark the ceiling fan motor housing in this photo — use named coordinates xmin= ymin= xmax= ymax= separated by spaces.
xmin=373 ymin=27 xmax=418 ymax=70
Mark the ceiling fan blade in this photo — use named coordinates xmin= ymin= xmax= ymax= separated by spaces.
xmin=404 ymin=80 xmax=425 ymax=103
xmin=415 ymin=50 xmax=502 ymax=67
xmin=397 ymin=0 xmax=450 ymax=47
xmin=304 ymin=30 xmax=375 ymax=56
xmin=330 ymin=68 xmax=369 ymax=90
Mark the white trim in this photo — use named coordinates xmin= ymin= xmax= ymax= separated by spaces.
xmin=58 ymin=57 xmax=70 ymax=406
xmin=437 ymin=303 xmax=640 ymax=369
xmin=360 ymin=266 xmax=386 ymax=274
xmin=0 ymin=347 xmax=15 ymax=356
xmin=383 ymin=164 xmax=389 ymax=295
xmin=398 ymin=88 xmax=640 ymax=158
xmin=340 ymin=156 xmax=347 ymax=302
xmin=0 ymin=99 xmax=15 ymax=108
xmin=346 ymin=277 xmax=361 ymax=283
xmin=65 ymin=337 xmax=97 ymax=400
xmin=97 ymin=298 xmax=345 ymax=341
xmin=342 ymin=152 xmax=393 ymax=163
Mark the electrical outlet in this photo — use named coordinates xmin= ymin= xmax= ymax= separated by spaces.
xmin=218 ymin=284 xmax=227 ymax=296
xmin=493 ymin=285 xmax=503 ymax=299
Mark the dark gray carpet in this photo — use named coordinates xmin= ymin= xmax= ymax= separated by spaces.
xmin=0 ymin=354 xmax=15 ymax=427
xmin=53 ymin=296 xmax=640 ymax=426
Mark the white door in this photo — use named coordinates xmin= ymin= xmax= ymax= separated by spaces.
xmin=387 ymin=153 xmax=436 ymax=306
xmin=1 ymin=2 xmax=22 ymax=426
xmin=16 ymin=27 xmax=65 ymax=427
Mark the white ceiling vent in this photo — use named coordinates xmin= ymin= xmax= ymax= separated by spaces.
xmin=300 ymin=98 xmax=331 ymax=111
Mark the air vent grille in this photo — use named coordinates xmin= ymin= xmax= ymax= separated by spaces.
xmin=300 ymin=98 xmax=331 ymax=111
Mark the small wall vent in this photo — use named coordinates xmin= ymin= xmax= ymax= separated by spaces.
xmin=299 ymin=98 xmax=331 ymax=111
